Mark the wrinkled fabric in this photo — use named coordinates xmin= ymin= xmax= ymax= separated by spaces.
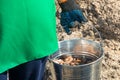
xmin=0 ymin=72 xmax=7 ymax=80
xmin=0 ymin=0 xmax=58 ymax=73
xmin=9 ymin=57 xmax=48 ymax=80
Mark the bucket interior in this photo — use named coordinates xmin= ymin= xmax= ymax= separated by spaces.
xmin=49 ymin=38 xmax=103 ymax=65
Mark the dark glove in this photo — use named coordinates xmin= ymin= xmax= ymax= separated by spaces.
xmin=59 ymin=0 xmax=88 ymax=35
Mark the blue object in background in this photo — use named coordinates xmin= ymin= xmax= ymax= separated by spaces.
xmin=60 ymin=10 xmax=87 ymax=34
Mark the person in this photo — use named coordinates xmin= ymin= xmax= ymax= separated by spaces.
xmin=58 ymin=0 xmax=88 ymax=35
xmin=0 ymin=0 xmax=87 ymax=80
xmin=0 ymin=0 xmax=58 ymax=80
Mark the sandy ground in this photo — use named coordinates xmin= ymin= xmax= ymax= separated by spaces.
xmin=45 ymin=0 xmax=120 ymax=80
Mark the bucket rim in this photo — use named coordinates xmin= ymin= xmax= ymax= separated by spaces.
xmin=48 ymin=53 xmax=104 ymax=67
xmin=58 ymin=38 xmax=102 ymax=46
xmin=48 ymin=38 xmax=104 ymax=67
xmin=48 ymin=51 xmax=104 ymax=67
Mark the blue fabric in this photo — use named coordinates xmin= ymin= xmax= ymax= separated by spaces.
xmin=0 ymin=72 xmax=7 ymax=80
xmin=63 ymin=26 xmax=71 ymax=34
xmin=60 ymin=10 xmax=87 ymax=26
xmin=60 ymin=10 xmax=87 ymax=34
xmin=9 ymin=57 xmax=48 ymax=80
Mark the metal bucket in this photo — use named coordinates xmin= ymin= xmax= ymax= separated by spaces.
xmin=49 ymin=38 xmax=104 ymax=80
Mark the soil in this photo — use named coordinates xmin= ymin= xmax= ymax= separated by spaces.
xmin=45 ymin=0 xmax=120 ymax=80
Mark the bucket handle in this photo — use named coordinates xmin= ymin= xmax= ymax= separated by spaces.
xmin=68 ymin=24 xmax=103 ymax=47
xmin=90 ymin=25 xmax=103 ymax=47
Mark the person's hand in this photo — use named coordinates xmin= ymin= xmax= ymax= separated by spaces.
xmin=58 ymin=0 xmax=88 ymax=35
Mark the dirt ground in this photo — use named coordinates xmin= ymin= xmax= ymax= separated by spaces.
xmin=45 ymin=0 xmax=120 ymax=80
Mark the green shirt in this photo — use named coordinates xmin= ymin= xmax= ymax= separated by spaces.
xmin=0 ymin=0 xmax=58 ymax=73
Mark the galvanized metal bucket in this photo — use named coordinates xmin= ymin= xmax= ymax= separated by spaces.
xmin=49 ymin=27 xmax=104 ymax=80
